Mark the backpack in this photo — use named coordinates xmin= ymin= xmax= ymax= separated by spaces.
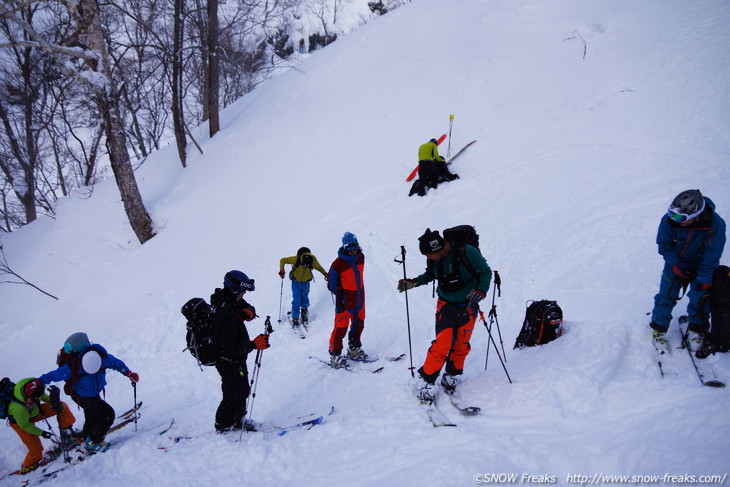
xmin=181 ymin=298 xmax=219 ymax=367
xmin=709 ymin=265 xmax=730 ymax=347
xmin=432 ymin=225 xmax=483 ymax=293
xmin=0 ymin=377 xmax=23 ymax=420
xmin=514 ymin=300 xmax=564 ymax=349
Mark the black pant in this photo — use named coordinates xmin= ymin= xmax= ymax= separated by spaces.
xmin=76 ymin=395 xmax=115 ymax=443
xmin=215 ymin=361 xmax=250 ymax=431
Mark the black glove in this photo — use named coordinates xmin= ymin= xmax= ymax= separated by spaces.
xmin=467 ymin=289 xmax=486 ymax=310
xmin=48 ymin=385 xmax=62 ymax=413
xmin=41 ymin=430 xmax=53 ymax=439
xmin=397 ymin=279 xmax=418 ymax=293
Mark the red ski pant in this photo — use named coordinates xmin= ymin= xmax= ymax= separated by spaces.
xmin=11 ymin=402 xmax=75 ymax=468
xmin=421 ymin=299 xmax=476 ymax=381
xmin=329 ymin=307 xmax=366 ymax=354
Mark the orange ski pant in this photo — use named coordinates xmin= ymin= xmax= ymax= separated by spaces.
xmin=11 ymin=402 xmax=75 ymax=468
xmin=421 ymin=299 xmax=476 ymax=381
xmin=329 ymin=307 xmax=366 ymax=354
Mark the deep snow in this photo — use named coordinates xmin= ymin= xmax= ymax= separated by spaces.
xmin=1 ymin=0 xmax=730 ymax=485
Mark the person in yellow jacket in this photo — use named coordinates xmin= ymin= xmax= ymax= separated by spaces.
xmin=5 ymin=377 xmax=76 ymax=474
xmin=279 ymin=247 xmax=327 ymax=326
xmin=413 ymin=138 xmax=459 ymax=196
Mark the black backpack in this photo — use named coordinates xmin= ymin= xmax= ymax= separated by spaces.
xmin=709 ymin=265 xmax=730 ymax=347
xmin=443 ymin=224 xmax=480 ymax=251
xmin=181 ymin=298 xmax=218 ymax=367
xmin=0 ymin=377 xmax=23 ymax=420
xmin=514 ymin=300 xmax=564 ymax=349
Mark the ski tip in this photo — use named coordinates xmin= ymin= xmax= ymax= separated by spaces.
xmin=703 ymin=380 xmax=726 ymax=388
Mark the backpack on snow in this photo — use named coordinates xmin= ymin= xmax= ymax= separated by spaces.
xmin=708 ymin=265 xmax=730 ymax=348
xmin=181 ymin=298 xmax=218 ymax=367
xmin=514 ymin=300 xmax=563 ymax=349
xmin=0 ymin=377 xmax=23 ymax=420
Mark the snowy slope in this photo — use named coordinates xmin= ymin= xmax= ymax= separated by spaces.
xmin=2 ymin=0 xmax=730 ymax=485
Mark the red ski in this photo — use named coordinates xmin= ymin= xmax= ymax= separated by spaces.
xmin=406 ymin=134 xmax=447 ymax=182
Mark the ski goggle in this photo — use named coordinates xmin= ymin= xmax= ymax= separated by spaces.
xmin=667 ymin=210 xmax=690 ymax=223
xmin=667 ymin=202 xmax=704 ymax=224
xmin=344 ymin=243 xmax=359 ymax=252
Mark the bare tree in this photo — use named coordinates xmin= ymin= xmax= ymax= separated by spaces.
xmin=0 ymin=0 xmax=155 ymax=243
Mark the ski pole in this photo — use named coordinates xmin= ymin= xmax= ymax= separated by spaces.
xmin=277 ymin=277 xmax=284 ymax=324
xmin=132 ymin=381 xmax=138 ymax=431
xmin=447 ymin=114 xmax=454 ymax=158
xmin=394 ymin=246 xmax=415 ymax=377
xmin=42 ymin=415 xmax=70 ymax=463
xmin=241 ymin=316 xmax=273 ymax=440
xmin=484 ymin=271 xmax=504 ymax=370
xmin=478 ymin=308 xmax=512 ymax=384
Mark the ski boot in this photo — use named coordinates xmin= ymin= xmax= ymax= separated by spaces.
xmin=440 ymin=374 xmax=458 ymax=395
xmin=301 ymin=308 xmax=309 ymax=325
xmin=346 ymin=347 xmax=368 ymax=361
xmin=413 ymin=375 xmax=435 ymax=404
xmin=686 ymin=330 xmax=704 ymax=353
xmin=291 ymin=316 xmax=300 ymax=328
xmin=84 ymin=438 xmax=110 ymax=454
xmin=329 ymin=351 xmax=348 ymax=369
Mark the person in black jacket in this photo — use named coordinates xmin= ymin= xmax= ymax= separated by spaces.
xmin=210 ymin=270 xmax=269 ymax=433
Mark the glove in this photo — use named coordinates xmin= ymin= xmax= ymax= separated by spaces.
xmin=672 ymin=263 xmax=697 ymax=281
xmin=278 ymin=269 xmax=285 ymax=279
xmin=467 ymin=289 xmax=486 ymax=309
xmin=238 ymin=307 xmax=256 ymax=322
xmin=397 ymin=278 xmax=418 ymax=293
xmin=252 ymin=334 xmax=270 ymax=350
xmin=48 ymin=385 xmax=62 ymax=413
xmin=125 ymin=370 xmax=140 ymax=383
xmin=41 ymin=430 xmax=53 ymax=439
xmin=323 ymin=274 xmax=329 ymax=283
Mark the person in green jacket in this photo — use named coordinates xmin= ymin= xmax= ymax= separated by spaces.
xmin=279 ymin=247 xmax=328 ymax=326
xmin=397 ymin=228 xmax=492 ymax=403
xmin=7 ymin=377 xmax=76 ymax=473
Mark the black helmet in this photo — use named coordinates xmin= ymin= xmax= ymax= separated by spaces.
xmin=224 ymin=270 xmax=255 ymax=294
xmin=297 ymin=247 xmax=311 ymax=256
xmin=668 ymin=189 xmax=705 ymax=223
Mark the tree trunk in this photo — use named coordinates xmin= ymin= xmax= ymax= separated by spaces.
xmin=171 ymin=0 xmax=187 ymax=167
xmin=207 ymin=0 xmax=220 ymax=137
xmin=79 ymin=0 xmax=154 ymax=243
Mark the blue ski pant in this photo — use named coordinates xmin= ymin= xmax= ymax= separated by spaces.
xmin=651 ymin=263 xmax=710 ymax=333
xmin=290 ymin=280 xmax=310 ymax=318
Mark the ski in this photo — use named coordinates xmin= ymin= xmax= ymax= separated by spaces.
xmin=274 ymin=406 xmax=335 ymax=436
xmin=117 ymin=401 xmax=143 ymax=419
xmin=420 ymin=394 xmax=456 ymax=428
xmin=309 ymin=354 xmax=404 ymax=373
xmin=287 ymin=311 xmax=306 ymax=339
xmin=108 ymin=413 xmax=141 ymax=434
xmin=679 ymin=320 xmax=725 ymax=388
xmin=445 ymin=391 xmax=481 ymax=415
xmin=406 ymin=133 xmax=447 ymax=182
xmin=652 ymin=334 xmax=670 ymax=379
xmin=445 ymin=140 xmax=477 ymax=166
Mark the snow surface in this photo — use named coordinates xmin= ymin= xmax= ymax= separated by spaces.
xmin=2 ymin=0 xmax=730 ymax=485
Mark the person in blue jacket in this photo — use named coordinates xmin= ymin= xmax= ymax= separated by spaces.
xmin=650 ymin=189 xmax=726 ymax=351
xmin=38 ymin=332 xmax=139 ymax=453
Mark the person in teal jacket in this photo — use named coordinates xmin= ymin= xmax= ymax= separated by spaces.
xmin=398 ymin=228 xmax=492 ymax=402
xmin=650 ymin=189 xmax=726 ymax=352
xmin=6 ymin=378 xmax=76 ymax=473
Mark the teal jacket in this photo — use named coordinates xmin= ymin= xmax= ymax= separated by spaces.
xmin=415 ymin=243 xmax=492 ymax=304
